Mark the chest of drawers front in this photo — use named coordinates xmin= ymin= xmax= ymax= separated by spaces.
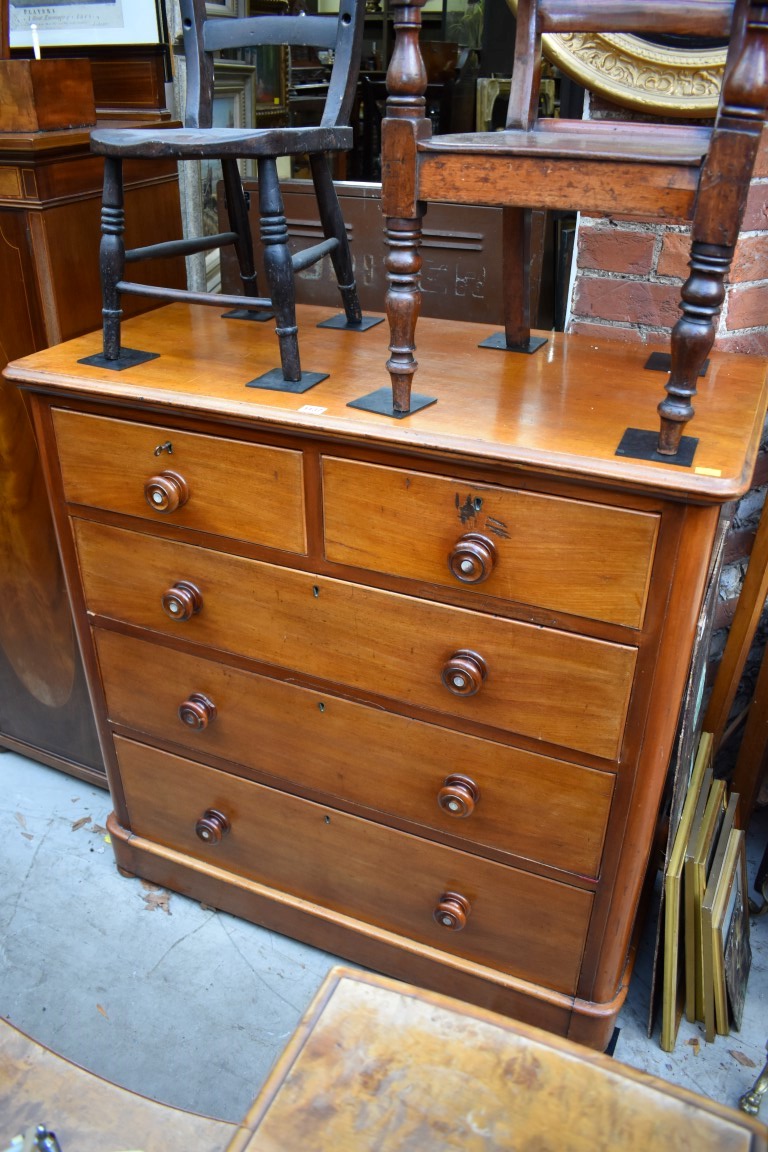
xmin=17 ymin=307 xmax=762 ymax=1052
xmin=26 ymin=398 xmax=708 ymax=1051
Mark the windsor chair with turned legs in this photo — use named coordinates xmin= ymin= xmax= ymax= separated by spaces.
xmin=85 ymin=0 xmax=371 ymax=393
xmin=379 ymin=0 xmax=768 ymax=459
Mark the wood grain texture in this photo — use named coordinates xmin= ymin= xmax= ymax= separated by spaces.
xmin=75 ymin=518 xmax=636 ymax=760
xmin=115 ymin=736 xmax=593 ymax=995
xmin=95 ymin=628 xmax=614 ymax=880
xmin=53 ymin=408 xmax=307 ymax=554
xmin=8 ymin=304 xmax=766 ymax=502
xmin=322 ymin=456 xmax=658 ymax=628
xmin=0 ymin=1019 xmax=235 ymax=1152
xmin=11 ymin=300 xmax=768 ymax=1050
xmin=234 ymin=967 xmax=767 ymax=1152
xmin=0 ymin=60 xmax=95 ymax=132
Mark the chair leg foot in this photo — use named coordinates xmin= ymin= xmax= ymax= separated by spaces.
xmin=657 ymin=240 xmax=730 ymax=455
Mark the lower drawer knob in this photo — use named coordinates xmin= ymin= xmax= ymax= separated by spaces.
xmin=433 ymin=892 xmax=471 ymax=932
xmin=437 ymin=775 xmax=480 ymax=818
xmin=144 ymin=470 xmax=189 ymax=514
xmin=195 ymin=809 xmax=230 ymax=845
xmin=161 ymin=580 xmax=203 ymax=621
xmin=441 ymin=650 xmax=487 ymax=697
xmin=179 ymin=692 xmax=217 ymax=731
xmin=449 ymin=533 xmax=496 ymax=585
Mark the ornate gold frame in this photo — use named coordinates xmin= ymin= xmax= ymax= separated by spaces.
xmin=505 ymin=3 xmax=728 ymax=116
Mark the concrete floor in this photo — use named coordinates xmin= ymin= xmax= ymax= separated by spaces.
xmin=1 ymin=749 xmax=767 ymax=1126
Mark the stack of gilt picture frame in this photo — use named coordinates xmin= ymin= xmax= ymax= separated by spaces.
xmin=661 ymin=730 xmax=752 ymax=1051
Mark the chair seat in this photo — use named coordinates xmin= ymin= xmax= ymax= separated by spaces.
xmin=419 ymin=121 xmax=711 ymax=166
xmin=91 ymin=125 xmax=353 ymax=160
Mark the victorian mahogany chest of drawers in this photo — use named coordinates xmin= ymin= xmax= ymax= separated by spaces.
xmin=8 ymin=303 xmax=767 ymax=1049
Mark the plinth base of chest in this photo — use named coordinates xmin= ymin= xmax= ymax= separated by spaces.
xmin=107 ymin=812 xmax=627 ymax=1053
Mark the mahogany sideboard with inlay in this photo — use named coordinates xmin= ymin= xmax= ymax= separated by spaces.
xmin=7 ymin=302 xmax=767 ymax=1048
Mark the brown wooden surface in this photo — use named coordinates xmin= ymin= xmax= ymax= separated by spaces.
xmin=0 ymin=1018 xmax=236 ymax=1152
xmin=417 ymin=152 xmax=701 ymax=219
xmin=94 ymin=628 xmax=614 ymax=880
xmin=115 ymin=736 xmax=593 ymax=995
xmin=8 ymin=303 xmax=767 ymax=502
xmin=53 ymin=408 xmax=307 ymax=554
xmin=74 ymin=517 xmax=636 ymax=760
xmin=0 ymin=130 xmax=185 ymax=782
xmin=9 ymin=301 xmax=768 ymax=1050
xmin=322 ymin=455 xmax=659 ymax=628
xmin=0 ymin=59 xmax=95 ymax=132
xmin=232 ymin=966 xmax=768 ymax=1152
xmin=381 ymin=0 xmax=768 ymax=445
xmin=731 ymin=644 xmax=768 ymax=824
xmin=704 ymin=491 xmax=768 ymax=752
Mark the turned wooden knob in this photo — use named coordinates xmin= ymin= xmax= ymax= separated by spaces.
xmin=437 ymin=774 xmax=480 ymax=818
xmin=441 ymin=650 xmax=487 ymax=697
xmin=195 ymin=808 xmax=230 ymax=845
xmin=144 ymin=470 xmax=189 ymax=513
xmin=448 ymin=533 xmax=496 ymax=585
xmin=178 ymin=692 xmax=217 ymax=731
xmin=433 ymin=891 xmax=471 ymax=931
xmin=161 ymin=580 xmax=202 ymax=622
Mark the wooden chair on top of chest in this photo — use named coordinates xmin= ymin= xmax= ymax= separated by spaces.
xmin=379 ymin=0 xmax=768 ymax=461
xmin=84 ymin=0 xmax=374 ymax=393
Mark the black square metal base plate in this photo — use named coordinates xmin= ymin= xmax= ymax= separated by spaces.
xmin=317 ymin=313 xmax=384 ymax=331
xmin=347 ymin=387 xmax=437 ymax=418
xmin=222 ymin=308 xmax=274 ymax=322
xmin=644 ymin=351 xmax=709 ymax=376
xmin=479 ymin=332 xmax=548 ymax=354
xmin=246 ymin=368 xmax=329 ymax=392
xmin=78 ymin=348 xmax=160 ymax=371
xmin=616 ymin=427 xmax=698 ymax=467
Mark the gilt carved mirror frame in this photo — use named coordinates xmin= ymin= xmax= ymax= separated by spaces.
xmin=506 ymin=1 xmax=729 ymax=116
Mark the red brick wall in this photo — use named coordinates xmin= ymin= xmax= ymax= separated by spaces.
xmin=567 ymin=124 xmax=768 ymax=355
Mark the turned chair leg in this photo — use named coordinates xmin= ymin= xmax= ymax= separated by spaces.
xmin=310 ymin=153 xmax=362 ymax=326
xmin=658 ymin=240 xmax=731 ymax=455
xmin=258 ymin=156 xmax=300 ymax=381
xmin=99 ymin=156 xmax=126 ymax=362
xmin=221 ymin=158 xmax=260 ymax=299
xmin=385 ymin=213 xmax=424 ymax=413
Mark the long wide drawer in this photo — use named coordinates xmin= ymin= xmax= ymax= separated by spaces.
xmin=52 ymin=408 xmax=307 ymax=554
xmin=322 ymin=458 xmax=659 ymax=628
xmin=95 ymin=629 xmax=614 ymax=879
xmin=75 ymin=519 xmax=636 ymax=760
xmin=114 ymin=736 xmax=593 ymax=996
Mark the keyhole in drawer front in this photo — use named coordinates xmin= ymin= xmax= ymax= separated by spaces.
xmin=313 ymin=585 xmax=320 ymax=598
xmin=318 ymin=702 xmax=325 ymax=712
xmin=324 ymin=815 xmax=331 ymax=824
